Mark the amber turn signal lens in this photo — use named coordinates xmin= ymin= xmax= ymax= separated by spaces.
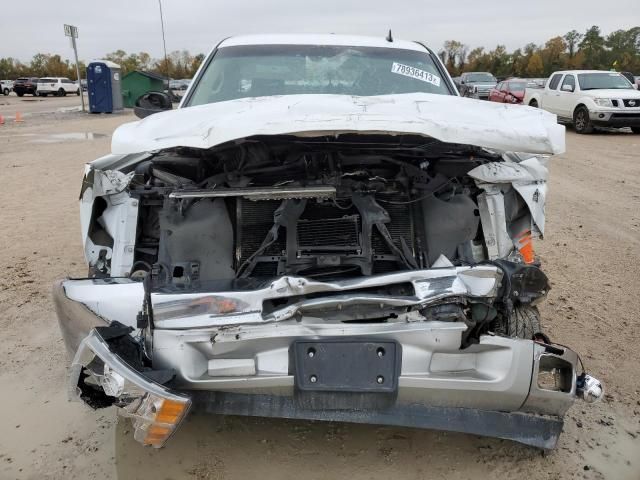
xmin=144 ymin=425 xmax=173 ymax=446
xmin=142 ymin=398 xmax=189 ymax=447
xmin=155 ymin=399 xmax=188 ymax=424
xmin=516 ymin=230 xmax=535 ymax=264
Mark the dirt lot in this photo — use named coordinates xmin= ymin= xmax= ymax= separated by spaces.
xmin=0 ymin=93 xmax=87 ymax=119
xmin=0 ymin=111 xmax=639 ymax=480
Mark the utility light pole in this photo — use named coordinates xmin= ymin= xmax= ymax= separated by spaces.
xmin=158 ymin=0 xmax=170 ymax=90
xmin=64 ymin=24 xmax=85 ymax=112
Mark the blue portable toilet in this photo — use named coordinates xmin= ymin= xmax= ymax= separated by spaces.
xmin=87 ymin=60 xmax=123 ymax=113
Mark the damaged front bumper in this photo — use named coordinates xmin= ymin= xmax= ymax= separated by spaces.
xmin=54 ymin=269 xmax=601 ymax=450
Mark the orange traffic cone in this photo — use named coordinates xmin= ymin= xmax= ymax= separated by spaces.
xmin=15 ymin=111 xmax=23 ymax=123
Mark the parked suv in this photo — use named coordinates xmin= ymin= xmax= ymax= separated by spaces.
xmin=458 ymin=72 xmax=497 ymax=99
xmin=12 ymin=77 xmax=39 ymax=96
xmin=0 ymin=80 xmax=13 ymax=96
xmin=36 ymin=77 xmax=80 ymax=97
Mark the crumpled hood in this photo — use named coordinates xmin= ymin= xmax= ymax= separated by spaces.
xmin=112 ymin=93 xmax=565 ymax=155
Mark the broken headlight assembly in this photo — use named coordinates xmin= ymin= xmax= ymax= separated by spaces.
xmin=69 ymin=329 xmax=191 ymax=448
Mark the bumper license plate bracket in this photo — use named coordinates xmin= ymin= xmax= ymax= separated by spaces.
xmin=292 ymin=339 xmax=400 ymax=393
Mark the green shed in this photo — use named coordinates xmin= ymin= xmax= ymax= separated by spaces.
xmin=121 ymin=70 xmax=167 ymax=108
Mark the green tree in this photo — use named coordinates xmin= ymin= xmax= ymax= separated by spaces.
xmin=541 ymin=36 xmax=567 ymax=75
xmin=564 ymin=30 xmax=583 ymax=59
xmin=526 ymin=53 xmax=544 ymax=76
xmin=487 ymin=45 xmax=510 ymax=77
xmin=605 ymin=28 xmax=640 ymax=71
xmin=440 ymin=40 xmax=468 ymax=76
xmin=579 ymin=25 xmax=606 ymax=69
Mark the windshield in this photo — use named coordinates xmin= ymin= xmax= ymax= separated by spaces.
xmin=186 ymin=44 xmax=451 ymax=106
xmin=578 ymin=73 xmax=633 ymax=90
xmin=465 ymin=73 xmax=496 ymax=83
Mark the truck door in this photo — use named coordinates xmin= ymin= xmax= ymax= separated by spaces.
xmin=543 ymin=73 xmax=564 ymax=114
xmin=557 ymin=74 xmax=577 ymax=118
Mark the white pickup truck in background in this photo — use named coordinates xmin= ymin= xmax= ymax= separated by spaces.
xmin=523 ymin=70 xmax=640 ymax=134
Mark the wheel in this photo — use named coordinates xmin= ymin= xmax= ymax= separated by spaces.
xmin=76 ymin=89 xmax=80 ymax=96
xmin=58 ymin=88 xmax=65 ymax=97
xmin=2 ymin=88 xmax=8 ymax=96
xmin=529 ymin=99 xmax=538 ymax=108
xmin=631 ymin=127 xmax=640 ymax=134
xmin=574 ymin=106 xmax=594 ymax=134
xmin=17 ymin=92 xmax=23 ymax=97
xmin=33 ymin=91 xmax=38 ymax=96
xmin=507 ymin=305 xmax=542 ymax=340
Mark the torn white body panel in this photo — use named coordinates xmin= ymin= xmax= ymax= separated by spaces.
xmin=80 ymin=170 xmax=140 ymax=276
xmin=469 ymin=157 xmax=548 ymax=239
xmin=112 ymin=92 xmax=565 ymax=156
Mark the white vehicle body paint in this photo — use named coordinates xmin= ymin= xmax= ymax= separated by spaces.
xmin=112 ymin=93 xmax=565 ymax=156
xmin=469 ymin=156 xmax=548 ymax=259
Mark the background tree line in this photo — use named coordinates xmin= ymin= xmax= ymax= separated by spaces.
xmin=440 ymin=25 xmax=639 ymax=77
xmin=1 ymin=25 xmax=638 ymax=80
xmin=0 ymin=49 xmax=205 ymax=80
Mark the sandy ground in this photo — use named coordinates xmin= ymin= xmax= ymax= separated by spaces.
xmin=0 ymin=111 xmax=639 ymax=480
xmin=0 ymin=93 xmax=88 ymax=119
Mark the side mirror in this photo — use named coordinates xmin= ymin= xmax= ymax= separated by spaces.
xmin=561 ymin=84 xmax=574 ymax=93
xmin=134 ymin=91 xmax=173 ymax=119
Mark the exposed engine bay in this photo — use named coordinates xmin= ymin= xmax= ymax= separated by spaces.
xmin=84 ymin=134 xmax=548 ymax=342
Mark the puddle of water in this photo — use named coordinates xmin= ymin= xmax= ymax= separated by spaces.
xmin=31 ymin=132 xmax=109 ymax=143
xmin=32 ymin=132 xmax=108 ymax=143
xmin=0 ymin=132 xmax=109 ymax=143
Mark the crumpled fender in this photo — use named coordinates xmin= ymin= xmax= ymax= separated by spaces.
xmin=468 ymin=156 xmax=548 ymax=236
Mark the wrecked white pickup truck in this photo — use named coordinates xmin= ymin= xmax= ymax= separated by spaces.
xmin=54 ymin=34 xmax=603 ymax=450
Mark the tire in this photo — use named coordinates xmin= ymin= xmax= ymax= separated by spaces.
xmin=58 ymin=88 xmax=65 ymax=97
xmin=574 ymin=106 xmax=594 ymax=134
xmin=2 ymin=88 xmax=8 ymax=96
xmin=529 ymin=99 xmax=538 ymax=108
xmin=631 ymin=127 xmax=640 ymax=134
xmin=42 ymin=93 xmax=48 ymax=97
xmin=17 ymin=91 xmax=23 ymax=97
xmin=76 ymin=89 xmax=80 ymax=96
xmin=33 ymin=91 xmax=38 ymax=97
xmin=507 ymin=305 xmax=542 ymax=340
